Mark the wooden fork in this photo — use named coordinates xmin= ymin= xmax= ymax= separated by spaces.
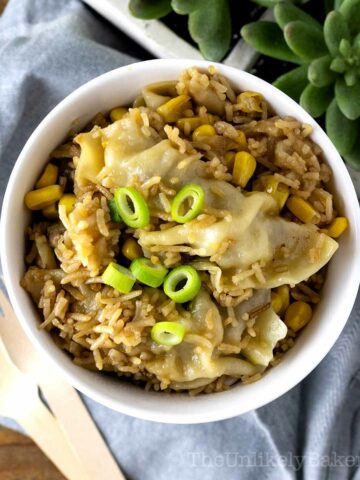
xmin=0 ymin=334 xmax=89 ymax=480
xmin=0 ymin=289 xmax=126 ymax=480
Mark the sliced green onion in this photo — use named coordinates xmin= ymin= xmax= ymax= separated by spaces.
xmin=163 ymin=266 xmax=201 ymax=303
xmin=170 ymin=183 xmax=204 ymax=223
xmin=151 ymin=321 xmax=186 ymax=346
xmin=108 ymin=199 xmax=122 ymax=223
xmin=130 ymin=257 xmax=168 ymax=288
xmin=102 ymin=262 xmax=135 ymax=293
xmin=114 ymin=187 xmax=150 ymax=228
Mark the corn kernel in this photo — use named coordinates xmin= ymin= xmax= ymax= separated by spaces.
xmin=284 ymin=301 xmax=312 ymax=332
xmin=237 ymin=91 xmax=263 ymax=113
xmin=271 ymin=292 xmax=282 ymax=314
xmin=36 ymin=164 xmax=58 ymax=189
xmin=262 ymin=175 xmax=289 ymax=210
xmin=25 ymin=185 xmax=63 ymax=210
xmin=224 ymin=151 xmax=236 ymax=168
xmin=326 ymin=216 xmax=348 ymax=238
xmin=286 ymin=195 xmax=319 ymax=224
xmin=274 ymin=285 xmax=290 ymax=315
xmin=234 ymin=130 xmax=248 ymax=150
xmin=110 ymin=107 xmax=127 ymax=122
xmin=176 ymin=114 xmax=219 ymax=133
xmin=192 ymin=124 xmax=216 ymax=141
xmin=177 ymin=116 xmax=202 ymax=132
xmin=59 ymin=194 xmax=76 ymax=214
xmin=122 ymin=238 xmax=142 ymax=261
xmin=232 ymin=151 xmax=257 ymax=188
xmin=157 ymin=95 xmax=191 ymax=122
xmin=42 ymin=203 xmax=59 ymax=220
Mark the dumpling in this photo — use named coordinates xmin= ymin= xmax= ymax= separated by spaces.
xmin=74 ymin=130 xmax=105 ymax=187
xmin=144 ymin=289 xmax=261 ymax=389
xmin=97 ymin=110 xmax=338 ymax=290
xmin=142 ymin=81 xmax=178 ymax=109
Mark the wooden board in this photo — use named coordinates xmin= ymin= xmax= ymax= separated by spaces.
xmin=0 ymin=426 xmax=66 ymax=480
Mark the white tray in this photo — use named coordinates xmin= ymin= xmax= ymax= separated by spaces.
xmin=82 ymin=0 xmax=273 ymax=71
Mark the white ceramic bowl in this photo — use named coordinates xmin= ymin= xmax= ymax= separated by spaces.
xmin=1 ymin=59 xmax=360 ymax=424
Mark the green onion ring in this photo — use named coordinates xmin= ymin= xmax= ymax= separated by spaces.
xmin=108 ymin=199 xmax=122 ymax=223
xmin=163 ymin=266 xmax=201 ymax=303
xmin=102 ymin=262 xmax=135 ymax=293
xmin=114 ymin=187 xmax=150 ymax=228
xmin=170 ymin=183 xmax=204 ymax=223
xmin=151 ymin=321 xmax=186 ymax=346
xmin=130 ymin=257 xmax=168 ymax=288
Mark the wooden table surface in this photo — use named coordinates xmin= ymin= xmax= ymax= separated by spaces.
xmin=0 ymin=426 xmax=66 ymax=480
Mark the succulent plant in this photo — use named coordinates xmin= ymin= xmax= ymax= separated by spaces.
xmin=128 ymin=0 xmax=231 ymax=62
xmin=128 ymin=0 xmax=311 ymax=61
xmin=242 ymin=0 xmax=360 ymax=169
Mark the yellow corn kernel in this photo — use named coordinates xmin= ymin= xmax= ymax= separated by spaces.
xmin=110 ymin=107 xmax=127 ymax=122
xmin=25 ymin=185 xmax=63 ymax=210
xmin=224 ymin=151 xmax=236 ymax=168
xmin=35 ymin=164 xmax=58 ymax=189
xmin=122 ymin=238 xmax=142 ymax=261
xmin=59 ymin=194 xmax=76 ymax=214
xmin=271 ymin=292 xmax=282 ymax=314
xmin=262 ymin=175 xmax=289 ymax=210
xmin=286 ymin=195 xmax=319 ymax=224
xmin=42 ymin=203 xmax=59 ymax=220
xmin=237 ymin=91 xmax=263 ymax=113
xmin=284 ymin=301 xmax=312 ymax=332
xmin=192 ymin=124 xmax=216 ymax=141
xmin=157 ymin=95 xmax=191 ymax=123
xmin=232 ymin=151 xmax=257 ymax=188
xmin=234 ymin=130 xmax=248 ymax=150
xmin=326 ymin=217 xmax=348 ymax=238
xmin=177 ymin=116 xmax=202 ymax=132
xmin=274 ymin=285 xmax=290 ymax=315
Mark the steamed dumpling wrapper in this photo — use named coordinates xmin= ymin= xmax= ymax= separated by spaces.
xmin=144 ymin=289 xmax=287 ymax=389
xmin=93 ymin=111 xmax=338 ymax=290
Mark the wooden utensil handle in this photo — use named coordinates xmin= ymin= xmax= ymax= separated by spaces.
xmin=39 ymin=379 xmax=126 ymax=480
xmin=16 ymin=396 xmax=89 ymax=480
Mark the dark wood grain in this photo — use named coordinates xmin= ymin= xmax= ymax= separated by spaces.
xmin=0 ymin=426 xmax=66 ymax=480
xmin=0 ymin=0 xmax=7 ymax=15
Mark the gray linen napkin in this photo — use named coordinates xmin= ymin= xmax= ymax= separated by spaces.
xmin=1 ymin=1 xmax=360 ymax=479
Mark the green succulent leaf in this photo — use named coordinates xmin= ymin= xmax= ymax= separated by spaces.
xmin=274 ymin=2 xmax=322 ymax=31
xmin=129 ymin=0 xmax=172 ymax=19
xmin=273 ymin=65 xmax=309 ymax=101
xmin=189 ymin=0 xmax=231 ymax=61
xmin=339 ymin=38 xmax=352 ymax=57
xmin=171 ymin=0 xmax=206 ymax=14
xmin=324 ymin=11 xmax=350 ymax=57
xmin=308 ymin=55 xmax=337 ymax=87
xmin=334 ymin=0 xmax=346 ymax=7
xmin=241 ymin=22 xmax=303 ymax=63
xmin=339 ymin=0 xmax=360 ymax=36
xmin=344 ymin=69 xmax=359 ymax=86
xmin=249 ymin=0 xmax=281 ymax=6
xmin=335 ymin=78 xmax=360 ymax=119
xmin=284 ymin=21 xmax=328 ymax=61
xmin=331 ymin=57 xmax=347 ymax=73
xmin=343 ymin=136 xmax=360 ymax=170
xmin=251 ymin=0 xmax=311 ymax=5
xmin=354 ymin=33 xmax=360 ymax=54
xmin=300 ymin=84 xmax=333 ymax=117
xmin=326 ymin=99 xmax=358 ymax=155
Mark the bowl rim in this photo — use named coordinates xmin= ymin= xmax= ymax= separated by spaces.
xmin=1 ymin=58 xmax=360 ymax=424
